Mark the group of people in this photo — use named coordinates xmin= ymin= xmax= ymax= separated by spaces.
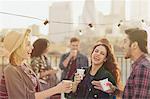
xmin=0 ymin=27 xmax=150 ymax=99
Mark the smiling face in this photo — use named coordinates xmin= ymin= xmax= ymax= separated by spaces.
xmin=91 ymin=45 xmax=107 ymax=66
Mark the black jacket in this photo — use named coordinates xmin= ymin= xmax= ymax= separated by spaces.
xmin=74 ymin=65 xmax=116 ymax=99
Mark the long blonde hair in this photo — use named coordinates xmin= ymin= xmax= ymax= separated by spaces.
xmin=9 ymin=29 xmax=31 ymax=66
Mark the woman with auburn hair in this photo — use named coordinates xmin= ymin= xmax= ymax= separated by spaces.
xmin=94 ymin=38 xmax=124 ymax=98
xmin=72 ymin=43 xmax=120 ymax=99
xmin=2 ymin=29 xmax=72 ymax=99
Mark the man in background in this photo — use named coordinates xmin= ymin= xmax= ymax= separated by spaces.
xmin=59 ymin=37 xmax=89 ymax=80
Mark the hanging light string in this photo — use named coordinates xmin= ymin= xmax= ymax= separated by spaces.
xmin=1 ymin=11 xmax=149 ymax=35
xmin=50 ymin=27 xmax=87 ymax=35
xmin=0 ymin=11 xmax=50 ymax=25
xmin=0 ymin=11 xmax=45 ymax=21
xmin=0 ymin=11 xmax=113 ymax=25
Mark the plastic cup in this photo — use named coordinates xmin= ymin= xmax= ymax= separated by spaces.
xmin=77 ymin=69 xmax=85 ymax=79
xmin=77 ymin=69 xmax=85 ymax=75
xmin=100 ymin=78 xmax=110 ymax=91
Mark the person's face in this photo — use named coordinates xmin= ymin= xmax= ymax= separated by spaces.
xmin=91 ymin=45 xmax=107 ymax=65
xmin=44 ymin=43 xmax=50 ymax=54
xmin=122 ymin=35 xmax=132 ymax=59
xmin=16 ymin=36 xmax=33 ymax=59
xmin=70 ymin=41 xmax=80 ymax=51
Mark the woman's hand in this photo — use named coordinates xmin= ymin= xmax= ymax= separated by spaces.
xmin=55 ymin=80 xmax=73 ymax=93
xmin=72 ymin=73 xmax=84 ymax=93
xmin=92 ymin=80 xmax=116 ymax=94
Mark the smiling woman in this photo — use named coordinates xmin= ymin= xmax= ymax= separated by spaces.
xmin=71 ymin=44 xmax=120 ymax=99
xmin=1 ymin=29 xmax=73 ymax=99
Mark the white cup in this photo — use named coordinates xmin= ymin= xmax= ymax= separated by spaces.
xmin=77 ymin=69 xmax=85 ymax=79
xmin=77 ymin=69 xmax=85 ymax=75
xmin=100 ymin=78 xmax=110 ymax=91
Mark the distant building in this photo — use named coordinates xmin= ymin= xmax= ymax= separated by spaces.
xmin=28 ymin=24 xmax=40 ymax=36
xmin=49 ymin=1 xmax=73 ymax=43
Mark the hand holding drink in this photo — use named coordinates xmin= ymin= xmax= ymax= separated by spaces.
xmin=56 ymin=80 xmax=73 ymax=93
xmin=92 ymin=78 xmax=115 ymax=94
xmin=74 ymin=68 xmax=85 ymax=85
xmin=99 ymin=78 xmax=111 ymax=91
xmin=70 ymin=50 xmax=77 ymax=58
xmin=76 ymin=69 xmax=85 ymax=80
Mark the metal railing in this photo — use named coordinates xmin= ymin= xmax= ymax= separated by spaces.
xmin=48 ymin=54 xmax=132 ymax=85
xmin=0 ymin=54 xmax=132 ymax=85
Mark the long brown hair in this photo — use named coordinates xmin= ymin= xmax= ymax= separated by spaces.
xmin=91 ymin=44 xmax=123 ymax=91
xmin=31 ymin=38 xmax=50 ymax=58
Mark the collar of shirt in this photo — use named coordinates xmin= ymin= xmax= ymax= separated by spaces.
xmin=131 ymin=54 xmax=146 ymax=70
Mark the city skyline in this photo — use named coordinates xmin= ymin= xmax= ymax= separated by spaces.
xmin=0 ymin=0 xmax=112 ymax=35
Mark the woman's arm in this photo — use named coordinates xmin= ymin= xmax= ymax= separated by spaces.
xmin=4 ymin=66 xmax=72 ymax=99
xmin=40 ymin=69 xmax=57 ymax=78
xmin=35 ymin=81 xmax=72 ymax=99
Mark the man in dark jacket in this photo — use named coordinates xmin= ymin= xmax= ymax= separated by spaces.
xmin=59 ymin=37 xmax=89 ymax=80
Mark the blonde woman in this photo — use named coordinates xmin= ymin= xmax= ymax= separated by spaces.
xmin=3 ymin=29 xmax=72 ymax=99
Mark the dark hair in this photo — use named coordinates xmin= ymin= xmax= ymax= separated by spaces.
xmin=31 ymin=38 xmax=50 ymax=57
xmin=125 ymin=28 xmax=148 ymax=53
xmin=70 ymin=37 xmax=80 ymax=43
xmin=91 ymin=44 xmax=123 ymax=91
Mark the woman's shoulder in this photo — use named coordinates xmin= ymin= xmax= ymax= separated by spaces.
xmin=4 ymin=65 xmax=22 ymax=77
xmin=103 ymin=68 xmax=112 ymax=75
xmin=4 ymin=64 xmax=16 ymax=72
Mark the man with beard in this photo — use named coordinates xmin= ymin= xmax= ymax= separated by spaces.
xmin=122 ymin=28 xmax=150 ymax=99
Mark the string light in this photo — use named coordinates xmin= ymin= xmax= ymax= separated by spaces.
xmin=117 ymin=20 xmax=123 ymax=27
xmin=141 ymin=19 xmax=144 ymax=23
xmin=0 ymin=11 xmax=49 ymax=25
xmin=79 ymin=30 xmax=83 ymax=35
xmin=1 ymin=11 xmax=149 ymax=34
xmin=0 ymin=11 xmax=112 ymax=25
xmin=44 ymin=19 xmax=49 ymax=25
xmin=88 ymin=23 xmax=95 ymax=30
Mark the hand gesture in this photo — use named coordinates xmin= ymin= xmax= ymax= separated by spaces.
xmin=56 ymin=80 xmax=73 ymax=93
xmin=74 ymin=73 xmax=84 ymax=84
xmin=92 ymin=80 xmax=115 ymax=94
xmin=69 ymin=50 xmax=77 ymax=58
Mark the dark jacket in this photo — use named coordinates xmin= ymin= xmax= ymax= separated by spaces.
xmin=73 ymin=66 xmax=116 ymax=99
xmin=59 ymin=52 xmax=89 ymax=80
